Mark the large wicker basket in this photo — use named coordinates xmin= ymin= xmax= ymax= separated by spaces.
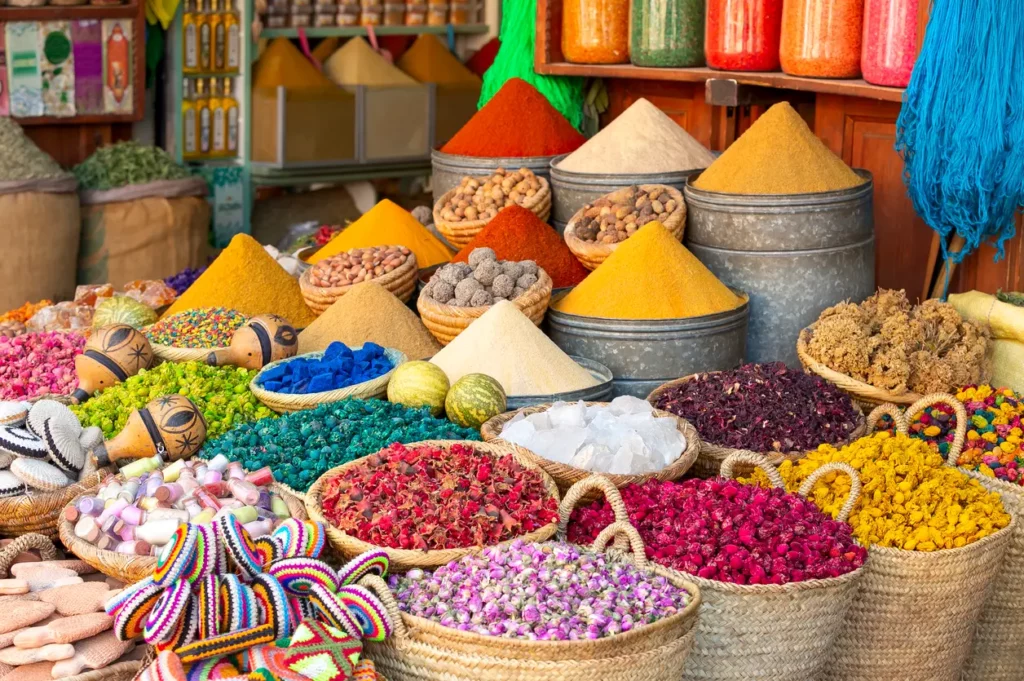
xmin=249 ymin=347 xmax=407 ymax=414
xmin=59 ymin=482 xmax=308 ymax=583
xmin=647 ymin=372 xmax=868 ymax=478
xmin=299 ymin=250 xmax=418 ymax=314
xmin=563 ymin=185 xmax=686 ymax=271
xmin=361 ymin=518 xmax=701 ymax=681
xmin=480 ymin=402 xmax=700 ymax=495
xmin=796 ymin=325 xmax=924 ymax=408
xmin=0 ymin=467 xmax=108 ymax=539
xmin=417 ymin=269 xmax=553 ymax=345
xmin=432 ymin=177 xmax=552 ymax=249
xmin=305 ymin=439 xmax=561 ymax=572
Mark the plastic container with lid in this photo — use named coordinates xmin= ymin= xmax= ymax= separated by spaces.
xmin=360 ymin=7 xmax=382 ymax=23
xmin=336 ymin=6 xmax=360 ymax=23
xmin=314 ymin=5 xmax=337 ymax=24
xmin=265 ymin=7 xmax=289 ymax=26
xmin=705 ymin=0 xmax=782 ymax=71
xmin=630 ymin=0 xmax=704 ymax=67
xmin=562 ymin=0 xmax=630 ymax=63
xmin=449 ymin=2 xmax=475 ymax=23
xmin=383 ymin=3 xmax=405 ymax=23
xmin=427 ymin=5 xmax=447 ymax=23
xmin=780 ymin=0 xmax=863 ymax=77
xmin=404 ymin=4 xmax=427 ymax=23
xmin=861 ymin=0 xmax=917 ymax=87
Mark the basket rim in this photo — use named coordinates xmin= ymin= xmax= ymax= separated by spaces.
xmin=305 ymin=439 xmax=562 ymax=564
xmin=299 ymin=250 xmax=418 ymax=299
xmin=645 ymin=371 xmax=869 ymax=461
xmin=563 ymin=184 xmax=686 ymax=256
xmin=865 ymin=511 xmax=1016 ymax=560
xmin=417 ymin=268 xmax=553 ymax=317
xmin=479 ymin=402 xmax=701 ymax=486
xmin=249 ymin=345 xmax=407 ymax=406
xmin=0 ymin=468 xmax=108 ymax=529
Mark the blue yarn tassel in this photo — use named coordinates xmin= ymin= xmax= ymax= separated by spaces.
xmin=895 ymin=0 xmax=1024 ymax=265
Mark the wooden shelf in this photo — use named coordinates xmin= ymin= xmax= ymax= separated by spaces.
xmin=251 ymin=160 xmax=430 ymax=186
xmin=536 ymin=62 xmax=905 ymax=103
xmin=259 ymin=23 xmax=489 ymax=38
xmin=0 ymin=3 xmax=137 ymax=20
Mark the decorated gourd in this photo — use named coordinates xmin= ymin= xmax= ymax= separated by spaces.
xmin=92 ymin=296 xmax=158 ymax=329
xmin=206 ymin=314 xmax=298 ymax=370
xmin=91 ymin=394 xmax=207 ymax=466
xmin=71 ymin=325 xmax=155 ymax=404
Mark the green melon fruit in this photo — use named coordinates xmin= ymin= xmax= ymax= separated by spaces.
xmin=445 ymin=373 xmax=506 ymax=429
xmin=387 ymin=361 xmax=450 ymax=416
xmin=93 ymin=296 xmax=158 ymax=329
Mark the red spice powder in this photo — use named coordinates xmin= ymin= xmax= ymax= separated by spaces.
xmin=441 ymin=78 xmax=586 ymax=158
xmin=452 ymin=206 xmax=589 ymax=288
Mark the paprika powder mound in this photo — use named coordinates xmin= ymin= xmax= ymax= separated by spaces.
xmin=440 ymin=78 xmax=585 ymax=158
xmin=451 ymin=206 xmax=589 ymax=288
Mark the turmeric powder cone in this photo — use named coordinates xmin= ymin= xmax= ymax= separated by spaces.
xmin=553 ymin=221 xmax=744 ymax=320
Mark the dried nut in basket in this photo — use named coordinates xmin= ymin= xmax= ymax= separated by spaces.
xmin=309 ymin=246 xmax=412 ymax=288
xmin=438 ymin=168 xmax=542 ymax=223
xmin=575 ymin=186 xmax=677 ymax=244
xmin=422 ymin=249 xmax=539 ymax=307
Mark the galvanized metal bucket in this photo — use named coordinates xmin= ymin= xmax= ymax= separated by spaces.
xmin=431 ymin=149 xmax=558 ymax=205
xmin=505 ymin=356 xmax=614 ymax=409
xmin=548 ymin=156 xmax=701 ymax=231
xmin=544 ymin=296 xmax=749 ymax=398
xmin=684 ymin=170 xmax=875 ymax=368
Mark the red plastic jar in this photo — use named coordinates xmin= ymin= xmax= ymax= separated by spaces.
xmin=861 ymin=0 xmax=918 ymax=87
xmin=705 ymin=0 xmax=783 ymax=71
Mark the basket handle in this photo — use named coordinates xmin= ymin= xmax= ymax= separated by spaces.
xmin=797 ymin=462 xmax=862 ymax=523
xmin=903 ymin=393 xmax=968 ymax=466
xmin=591 ymin=522 xmax=648 ymax=569
xmin=557 ymin=475 xmax=629 ymax=550
xmin=0 ymin=533 xmax=58 ymax=578
xmin=720 ymin=451 xmax=785 ymax=489
xmin=357 ymin=574 xmax=408 ymax=640
xmin=865 ymin=403 xmax=910 ymax=436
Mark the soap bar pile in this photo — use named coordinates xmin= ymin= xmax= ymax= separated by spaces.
xmin=0 ymin=333 xmax=85 ymax=401
xmin=500 ymin=397 xmax=686 ymax=475
xmin=752 ymin=433 xmax=1011 ymax=551
xmin=71 ymin=361 xmax=273 ymax=440
xmin=200 ymin=399 xmax=478 ymax=491
xmin=569 ymin=478 xmax=867 ymax=585
xmin=390 ymin=539 xmax=693 ymax=640
xmin=0 ymin=557 xmax=136 ymax=680
xmin=653 ymin=363 xmax=861 ymax=452
xmin=257 ymin=342 xmax=392 ymax=395
xmin=145 ymin=308 xmax=248 ymax=349
xmin=422 ymin=248 xmax=540 ymax=308
xmin=0 ymin=400 xmax=101 ymax=496
xmin=67 ymin=454 xmax=294 ymax=557
xmin=320 ymin=442 xmax=558 ymax=551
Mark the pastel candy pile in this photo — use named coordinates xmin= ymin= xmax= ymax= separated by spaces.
xmin=0 ymin=400 xmax=94 ymax=496
xmin=256 ymin=343 xmax=392 ymax=395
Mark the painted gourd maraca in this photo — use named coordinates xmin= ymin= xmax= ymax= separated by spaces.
xmin=72 ymin=325 xmax=155 ymax=404
xmin=206 ymin=314 xmax=298 ymax=370
xmin=91 ymin=394 xmax=207 ymax=466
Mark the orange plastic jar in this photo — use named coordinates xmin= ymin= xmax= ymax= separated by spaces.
xmin=780 ymin=0 xmax=863 ymax=78
xmin=562 ymin=0 xmax=630 ymax=64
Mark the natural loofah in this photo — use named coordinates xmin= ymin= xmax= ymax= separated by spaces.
xmin=39 ymin=418 xmax=86 ymax=475
xmin=10 ymin=459 xmax=72 ymax=492
xmin=0 ymin=579 xmax=30 ymax=595
xmin=15 ymin=561 xmax=96 ymax=577
xmin=3 ymin=661 xmax=55 ymax=681
xmin=145 ymin=579 xmax=190 ymax=645
xmin=0 ymin=403 xmax=29 ymax=428
xmin=0 ymin=602 xmax=55 ymax=634
xmin=36 ymin=582 xmax=113 ymax=617
xmin=50 ymin=632 xmax=134 ymax=678
xmin=13 ymin=613 xmax=113 ymax=648
xmin=26 ymin=402 xmax=80 ymax=441
xmin=0 ymin=594 xmax=38 ymax=606
xmin=0 ymin=470 xmax=27 ymax=497
xmin=0 ymin=428 xmax=49 ymax=459
xmin=0 ymin=643 xmax=74 ymax=666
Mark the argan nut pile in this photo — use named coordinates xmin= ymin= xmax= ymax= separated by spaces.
xmin=575 ymin=185 xmax=678 ymax=244
xmin=309 ymin=246 xmax=413 ymax=288
xmin=438 ymin=168 xmax=543 ymax=223
xmin=421 ymin=248 xmax=540 ymax=307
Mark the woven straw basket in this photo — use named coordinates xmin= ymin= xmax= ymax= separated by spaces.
xmin=361 ymin=475 xmax=701 ymax=681
xmin=151 ymin=343 xmax=225 ymax=364
xmin=59 ymin=481 xmax=308 ymax=583
xmin=249 ymin=347 xmax=407 ymax=414
xmin=305 ymin=439 xmax=561 ymax=572
xmin=417 ymin=269 xmax=553 ymax=345
xmin=646 ymin=373 xmax=868 ymax=478
xmin=563 ymin=185 xmax=686 ymax=271
xmin=432 ymin=177 xmax=552 ymax=249
xmin=796 ymin=326 xmax=924 ymax=408
xmin=817 ymin=395 xmax=1014 ymax=681
xmin=299 ymin=251 xmax=419 ymax=314
xmin=479 ymin=402 xmax=700 ymax=496
xmin=0 ymin=467 xmax=108 ymax=539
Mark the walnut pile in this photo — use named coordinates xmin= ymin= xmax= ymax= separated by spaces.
xmin=806 ymin=289 xmax=990 ymax=395
xmin=574 ymin=185 xmax=678 ymax=244
xmin=421 ymin=248 xmax=540 ymax=308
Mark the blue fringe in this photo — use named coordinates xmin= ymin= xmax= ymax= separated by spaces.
xmin=895 ymin=0 xmax=1024 ymax=264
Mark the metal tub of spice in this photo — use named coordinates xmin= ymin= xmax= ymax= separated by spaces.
xmin=505 ymin=356 xmax=614 ymax=409
xmin=545 ymin=295 xmax=749 ymax=399
xmin=431 ymin=149 xmax=557 ymax=205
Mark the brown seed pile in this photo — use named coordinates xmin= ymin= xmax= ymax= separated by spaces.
xmin=575 ymin=186 xmax=678 ymax=244
xmin=438 ymin=168 xmax=543 ymax=223
xmin=309 ymin=246 xmax=412 ymax=288
xmin=422 ymin=248 xmax=539 ymax=307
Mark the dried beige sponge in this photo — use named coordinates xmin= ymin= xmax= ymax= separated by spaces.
xmin=0 ymin=603 xmax=55 ymax=635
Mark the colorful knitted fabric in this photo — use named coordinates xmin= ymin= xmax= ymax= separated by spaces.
xmin=248 ymin=619 xmax=363 ymax=681
xmin=177 ymin=623 xmax=278 ymax=664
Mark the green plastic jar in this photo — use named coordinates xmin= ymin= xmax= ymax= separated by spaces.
xmin=630 ymin=0 xmax=706 ymax=67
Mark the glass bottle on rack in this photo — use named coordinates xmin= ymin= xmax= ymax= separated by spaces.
xmin=210 ymin=79 xmax=227 ymax=156
xmin=222 ymin=78 xmax=238 ymax=157
xmin=705 ymin=0 xmax=783 ymax=71
xmin=861 ymin=0 xmax=917 ymax=87
xmin=183 ymin=0 xmax=199 ymax=73
xmin=211 ymin=0 xmax=225 ymax=72
xmin=199 ymin=0 xmax=213 ymax=72
xmin=181 ymin=78 xmax=198 ymax=159
xmin=195 ymin=78 xmax=212 ymax=156
xmin=630 ymin=0 xmax=705 ymax=67
xmin=224 ymin=0 xmax=240 ymax=72
xmin=562 ymin=0 xmax=630 ymax=64
xmin=780 ymin=0 xmax=863 ymax=78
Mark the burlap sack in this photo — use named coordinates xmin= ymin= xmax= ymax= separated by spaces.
xmin=77 ymin=177 xmax=210 ymax=289
xmin=0 ymin=176 xmax=81 ymax=311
